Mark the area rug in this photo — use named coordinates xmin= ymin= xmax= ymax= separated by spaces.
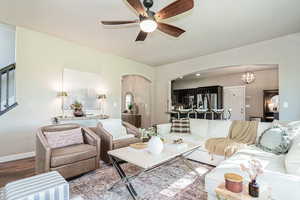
xmin=0 ymin=160 xmax=213 ymax=200
xmin=70 ymin=160 xmax=213 ymax=200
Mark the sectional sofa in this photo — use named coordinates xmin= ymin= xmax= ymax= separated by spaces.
xmin=157 ymin=119 xmax=300 ymax=200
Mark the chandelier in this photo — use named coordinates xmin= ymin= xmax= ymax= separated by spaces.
xmin=241 ymin=72 xmax=256 ymax=84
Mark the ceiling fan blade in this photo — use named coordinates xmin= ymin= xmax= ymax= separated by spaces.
xmin=101 ymin=20 xmax=139 ymax=25
xmin=135 ymin=31 xmax=148 ymax=41
xmin=157 ymin=23 xmax=185 ymax=37
xmin=155 ymin=0 xmax=194 ymax=20
xmin=126 ymin=0 xmax=147 ymax=16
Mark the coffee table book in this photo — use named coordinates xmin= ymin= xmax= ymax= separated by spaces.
xmin=216 ymin=183 xmax=271 ymax=200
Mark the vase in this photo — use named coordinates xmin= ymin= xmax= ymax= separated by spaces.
xmin=73 ymin=108 xmax=84 ymax=117
xmin=249 ymin=179 xmax=259 ymax=197
xmin=148 ymin=136 xmax=164 ymax=155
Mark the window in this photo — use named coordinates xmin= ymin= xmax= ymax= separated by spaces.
xmin=0 ymin=64 xmax=17 ymax=115
xmin=0 ymin=23 xmax=17 ymax=115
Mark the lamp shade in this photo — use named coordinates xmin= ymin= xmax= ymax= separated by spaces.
xmin=57 ymin=91 xmax=68 ymax=97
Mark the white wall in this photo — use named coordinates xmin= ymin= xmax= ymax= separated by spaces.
xmin=155 ymin=32 xmax=300 ymax=124
xmin=0 ymin=27 xmax=155 ymax=157
xmin=0 ymin=23 xmax=15 ymax=69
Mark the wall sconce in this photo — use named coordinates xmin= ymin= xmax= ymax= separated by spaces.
xmin=97 ymin=94 xmax=107 ymax=116
xmin=57 ymin=91 xmax=68 ymax=118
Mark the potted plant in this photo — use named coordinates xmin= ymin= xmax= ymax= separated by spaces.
xmin=128 ymin=103 xmax=133 ymax=113
xmin=240 ymin=159 xmax=264 ymax=197
xmin=70 ymin=100 xmax=85 ymax=117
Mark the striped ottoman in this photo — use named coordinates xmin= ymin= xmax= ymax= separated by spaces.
xmin=4 ymin=171 xmax=69 ymax=200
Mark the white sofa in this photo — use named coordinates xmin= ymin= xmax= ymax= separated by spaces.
xmin=157 ymin=119 xmax=300 ymax=200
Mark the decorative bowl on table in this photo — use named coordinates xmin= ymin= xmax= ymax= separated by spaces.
xmin=173 ymin=138 xmax=183 ymax=144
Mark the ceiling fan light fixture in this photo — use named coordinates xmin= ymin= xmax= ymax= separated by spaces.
xmin=140 ymin=19 xmax=157 ymax=33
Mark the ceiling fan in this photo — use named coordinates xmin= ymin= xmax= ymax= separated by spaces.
xmin=100 ymin=0 xmax=194 ymax=41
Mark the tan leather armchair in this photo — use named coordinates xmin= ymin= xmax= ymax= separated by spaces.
xmin=36 ymin=123 xmax=100 ymax=179
xmin=90 ymin=121 xmax=141 ymax=163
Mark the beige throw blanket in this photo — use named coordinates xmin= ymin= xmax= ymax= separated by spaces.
xmin=205 ymin=120 xmax=259 ymax=157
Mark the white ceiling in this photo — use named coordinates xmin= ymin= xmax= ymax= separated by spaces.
xmin=0 ymin=0 xmax=300 ymax=66
xmin=177 ymin=64 xmax=278 ymax=80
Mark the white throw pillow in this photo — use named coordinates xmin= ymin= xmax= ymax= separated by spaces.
xmin=44 ymin=128 xmax=84 ymax=149
xmin=207 ymin=120 xmax=232 ymax=138
xmin=273 ymin=120 xmax=300 ymax=139
xmin=157 ymin=123 xmax=172 ymax=136
xmin=256 ymin=127 xmax=291 ymax=155
xmin=256 ymin=122 xmax=272 ymax=143
xmin=189 ymin=119 xmax=209 ymax=138
xmin=285 ymin=134 xmax=300 ymax=176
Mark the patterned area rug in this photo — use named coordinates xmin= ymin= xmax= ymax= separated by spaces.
xmin=70 ymin=160 xmax=213 ymax=200
xmin=0 ymin=161 xmax=213 ymax=200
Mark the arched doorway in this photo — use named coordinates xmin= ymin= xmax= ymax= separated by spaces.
xmin=121 ymin=75 xmax=152 ymax=128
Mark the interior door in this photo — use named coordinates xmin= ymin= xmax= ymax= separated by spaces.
xmin=223 ymin=86 xmax=245 ymax=120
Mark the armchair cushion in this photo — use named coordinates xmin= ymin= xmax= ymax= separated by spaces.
xmin=51 ymin=144 xmax=97 ymax=167
xmin=44 ymin=128 xmax=84 ymax=149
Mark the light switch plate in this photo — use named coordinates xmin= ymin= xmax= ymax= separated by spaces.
xmin=283 ymin=101 xmax=289 ymax=108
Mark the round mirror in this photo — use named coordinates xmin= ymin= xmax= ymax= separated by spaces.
xmin=269 ymin=95 xmax=279 ymax=112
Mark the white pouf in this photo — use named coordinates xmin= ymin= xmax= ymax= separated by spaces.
xmin=4 ymin=171 xmax=69 ymax=200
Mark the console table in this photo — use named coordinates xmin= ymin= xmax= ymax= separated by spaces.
xmin=121 ymin=113 xmax=142 ymax=128
xmin=52 ymin=114 xmax=109 ymax=125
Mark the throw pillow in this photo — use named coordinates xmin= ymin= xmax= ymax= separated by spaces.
xmin=171 ymin=118 xmax=191 ymax=134
xmin=256 ymin=127 xmax=291 ymax=155
xmin=272 ymin=120 xmax=300 ymax=139
xmin=44 ymin=128 xmax=84 ymax=149
xmin=285 ymin=134 xmax=300 ymax=176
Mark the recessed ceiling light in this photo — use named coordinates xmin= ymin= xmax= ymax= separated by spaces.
xmin=196 ymin=73 xmax=201 ymax=77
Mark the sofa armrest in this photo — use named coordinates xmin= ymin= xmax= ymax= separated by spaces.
xmin=122 ymin=121 xmax=142 ymax=138
xmin=157 ymin=123 xmax=172 ymax=136
xmin=90 ymin=123 xmax=113 ymax=163
xmin=82 ymin=127 xmax=101 ymax=168
xmin=35 ymin=130 xmax=51 ymax=174
xmin=82 ymin=127 xmax=100 ymax=146
xmin=113 ymin=137 xmax=142 ymax=149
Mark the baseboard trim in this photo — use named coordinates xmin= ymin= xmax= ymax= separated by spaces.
xmin=0 ymin=152 xmax=35 ymax=163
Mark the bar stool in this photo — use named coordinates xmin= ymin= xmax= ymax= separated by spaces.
xmin=195 ymin=109 xmax=208 ymax=119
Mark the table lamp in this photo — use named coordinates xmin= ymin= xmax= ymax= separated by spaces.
xmin=57 ymin=91 xmax=68 ymax=118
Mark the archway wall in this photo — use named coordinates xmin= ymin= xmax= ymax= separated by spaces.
xmin=154 ymin=32 xmax=300 ymax=124
xmin=122 ymin=74 xmax=152 ymax=128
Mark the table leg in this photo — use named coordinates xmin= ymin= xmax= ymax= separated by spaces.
xmin=110 ymin=156 xmax=138 ymax=200
xmin=180 ymin=156 xmax=201 ymax=177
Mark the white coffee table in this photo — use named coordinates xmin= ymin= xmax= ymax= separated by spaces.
xmin=108 ymin=141 xmax=202 ymax=200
